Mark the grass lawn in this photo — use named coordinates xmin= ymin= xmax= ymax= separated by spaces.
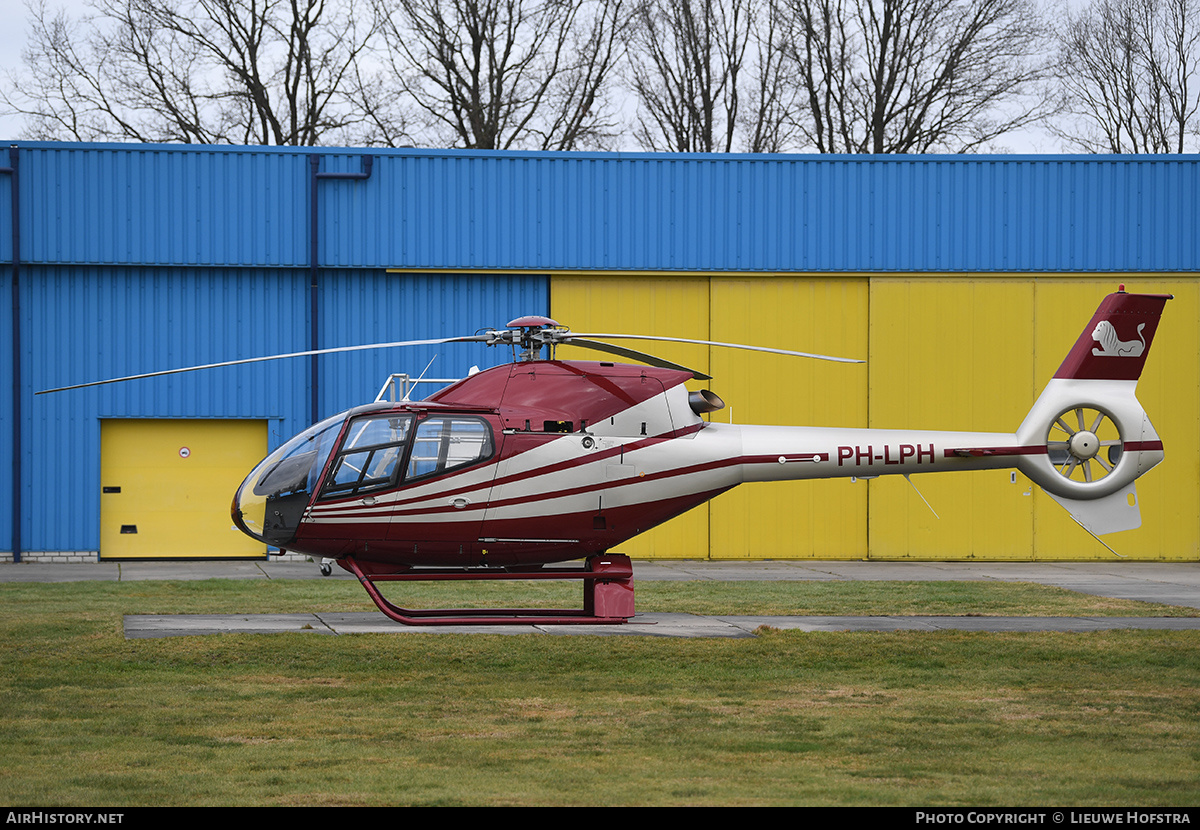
xmin=2 ymin=578 xmax=1198 ymax=806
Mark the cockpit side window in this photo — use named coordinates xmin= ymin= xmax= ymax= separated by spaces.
xmin=316 ymin=413 xmax=495 ymax=500
xmin=320 ymin=415 xmax=413 ymax=498
xmin=406 ymin=417 xmax=494 ymax=481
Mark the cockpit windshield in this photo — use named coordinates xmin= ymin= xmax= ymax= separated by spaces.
xmin=232 ymin=413 xmax=344 ymax=546
xmin=252 ymin=416 xmax=344 ymax=498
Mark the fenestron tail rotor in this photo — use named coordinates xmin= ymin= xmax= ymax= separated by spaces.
xmin=1046 ymin=406 xmax=1124 ymax=484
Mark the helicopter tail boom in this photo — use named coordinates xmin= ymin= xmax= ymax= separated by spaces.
xmin=732 ymin=289 xmax=1171 ymax=537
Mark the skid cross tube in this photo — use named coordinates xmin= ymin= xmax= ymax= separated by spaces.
xmin=342 ymin=554 xmax=636 ymax=626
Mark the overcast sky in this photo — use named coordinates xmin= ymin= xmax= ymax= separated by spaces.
xmin=0 ymin=0 xmax=47 ymax=141
xmin=0 ymin=0 xmax=1068 ymax=153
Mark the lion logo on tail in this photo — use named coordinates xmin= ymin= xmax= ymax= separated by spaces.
xmin=1091 ymin=320 xmax=1146 ymax=357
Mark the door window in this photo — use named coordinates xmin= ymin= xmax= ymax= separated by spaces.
xmin=406 ymin=417 xmax=494 ymax=480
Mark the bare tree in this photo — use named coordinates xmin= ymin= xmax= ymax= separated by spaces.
xmin=740 ymin=0 xmax=805 ymax=152
xmin=776 ymin=0 xmax=1055 ymax=153
xmin=4 ymin=0 xmax=382 ymax=145
xmin=1054 ymin=0 xmax=1200 ymax=153
xmin=627 ymin=0 xmax=757 ymax=152
xmin=373 ymin=0 xmax=631 ymax=150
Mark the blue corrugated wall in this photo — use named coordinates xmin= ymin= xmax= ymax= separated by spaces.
xmin=4 ymin=144 xmax=1198 ymax=272
xmin=2 ymin=142 xmax=1198 ymax=557
xmin=18 ymin=265 xmax=546 ymax=553
xmin=24 ymin=265 xmax=305 ymax=552
xmin=317 ymin=271 xmax=548 ymax=416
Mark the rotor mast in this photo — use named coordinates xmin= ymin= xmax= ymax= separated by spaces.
xmin=502 ymin=316 xmax=564 ymax=362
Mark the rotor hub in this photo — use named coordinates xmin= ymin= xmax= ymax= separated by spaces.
xmin=1067 ymin=430 xmax=1101 ymax=460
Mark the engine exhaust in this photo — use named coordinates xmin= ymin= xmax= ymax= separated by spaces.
xmin=689 ymin=390 xmax=725 ymax=415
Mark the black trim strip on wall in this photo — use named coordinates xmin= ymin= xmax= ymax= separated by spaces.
xmin=309 ymin=153 xmax=373 ymax=426
xmin=3 ymin=146 xmax=20 ymax=562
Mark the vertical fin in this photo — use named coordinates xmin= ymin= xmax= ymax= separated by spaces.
xmin=1053 ymin=289 xmax=1172 ymax=381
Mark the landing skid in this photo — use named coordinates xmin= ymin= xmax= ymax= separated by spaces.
xmin=342 ymin=554 xmax=636 ymax=626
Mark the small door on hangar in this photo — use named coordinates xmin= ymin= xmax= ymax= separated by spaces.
xmin=100 ymin=419 xmax=269 ymax=559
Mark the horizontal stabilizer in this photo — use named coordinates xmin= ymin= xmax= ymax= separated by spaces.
xmin=1047 ymin=482 xmax=1141 ymax=535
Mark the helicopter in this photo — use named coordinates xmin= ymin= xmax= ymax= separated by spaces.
xmin=41 ymin=288 xmax=1171 ymax=625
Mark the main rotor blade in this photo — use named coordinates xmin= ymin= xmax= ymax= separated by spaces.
xmin=566 ymin=338 xmax=713 ymax=380
xmin=37 ymin=335 xmax=491 ymax=394
xmin=567 ymin=333 xmax=864 ymax=364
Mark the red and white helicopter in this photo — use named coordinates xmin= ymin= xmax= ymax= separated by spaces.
xmin=45 ymin=289 xmax=1172 ymax=625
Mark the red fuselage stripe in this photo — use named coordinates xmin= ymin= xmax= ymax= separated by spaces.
xmin=1123 ymin=440 xmax=1165 ymax=452
xmin=385 ymin=454 xmax=748 ymax=518
xmin=943 ymin=440 xmax=1163 ymax=458
xmin=943 ymin=445 xmax=1046 ymax=458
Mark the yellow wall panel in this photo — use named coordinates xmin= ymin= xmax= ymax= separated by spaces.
xmin=867 ymin=279 xmax=1037 ymax=559
xmin=708 ymin=277 xmax=869 ymax=559
xmin=100 ymin=419 xmax=268 ymax=559
xmin=868 ymin=277 xmax=1198 ymax=561
xmin=551 ymin=275 xmax=712 ymax=559
xmin=553 ymin=275 xmax=870 ymax=560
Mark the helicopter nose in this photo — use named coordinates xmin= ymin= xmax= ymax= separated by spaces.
xmin=231 ymin=469 xmax=307 ymax=548
xmin=231 ymin=467 xmax=273 ymax=546
xmin=230 ymin=412 xmax=346 ymax=547
xmin=231 ymin=486 xmax=266 ymax=544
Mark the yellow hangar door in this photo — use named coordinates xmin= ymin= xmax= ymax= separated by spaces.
xmin=100 ymin=419 xmax=269 ymax=559
xmin=552 ymin=274 xmax=870 ymax=560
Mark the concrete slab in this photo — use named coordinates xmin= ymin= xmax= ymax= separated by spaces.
xmin=534 ymin=613 xmax=757 ymax=638
xmin=122 ymin=611 xmax=760 ymax=639
xmin=124 ymin=613 xmax=335 ymax=638
xmin=122 ymin=611 xmax=1200 ymax=639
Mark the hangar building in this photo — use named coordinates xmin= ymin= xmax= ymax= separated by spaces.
xmin=1 ymin=143 xmax=1196 ymax=563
